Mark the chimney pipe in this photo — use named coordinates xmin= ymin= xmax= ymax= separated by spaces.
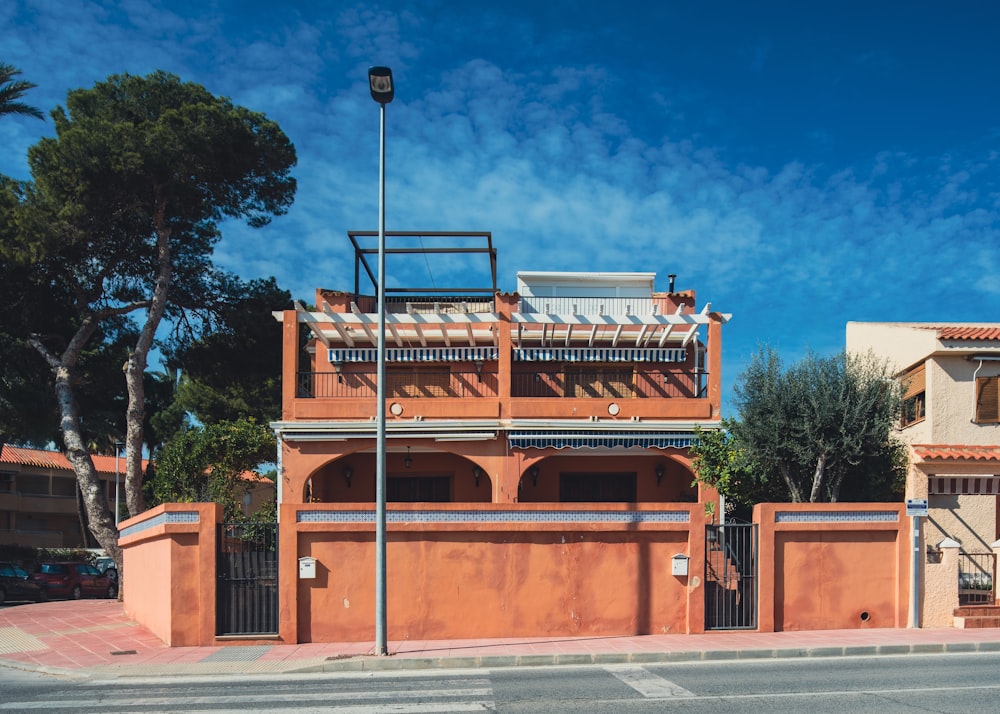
xmin=668 ymin=274 xmax=677 ymax=293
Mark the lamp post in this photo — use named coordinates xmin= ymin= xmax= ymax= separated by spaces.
xmin=369 ymin=65 xmax=393 ymax=656
xmin=114 ymin=442 xmax=123 ymax=526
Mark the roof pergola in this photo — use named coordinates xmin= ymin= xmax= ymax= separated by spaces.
xmin=280 ymin=300 xmax=730 ymax=355
xmin=279 ymin=232 xmax=730 ymax=356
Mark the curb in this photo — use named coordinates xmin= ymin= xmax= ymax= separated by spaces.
xmin=286 ymin=640 xmax=1000 ymax=674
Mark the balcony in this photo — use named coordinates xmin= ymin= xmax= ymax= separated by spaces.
xmin=295 ymin=367 xmax=706 ymax=400
xmin=297 ymin=369 xmax=497 ymax=399
xmin=512 ymin=368 xmax=705 ymax=399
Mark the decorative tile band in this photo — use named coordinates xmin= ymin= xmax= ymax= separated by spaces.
xmin=774 ymin=511 xmax=899 ymax=523
xmin=119 ymin=511 xmax=200 ymax=538
xmin=297 ymin=510 xmax=690 ymax=524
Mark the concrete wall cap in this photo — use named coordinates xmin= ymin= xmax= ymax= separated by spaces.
xmin=938 ymin=537 xmax=961 ymax=548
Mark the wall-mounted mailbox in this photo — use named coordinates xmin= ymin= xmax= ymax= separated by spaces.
xmin=298 ymin=556 xmax=317 ymax=580
xmin=671 ymin=553 xmax=689 ymax=576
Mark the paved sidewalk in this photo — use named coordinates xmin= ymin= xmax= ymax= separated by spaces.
xmin=2 ymin=599 xmax=1000 ymax=679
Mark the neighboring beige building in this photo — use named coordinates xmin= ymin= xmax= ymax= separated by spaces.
xmin=0 ymin=445 xmax=128 ymax=548
xmin=847 ymin=323 xmax=1000 ymax=626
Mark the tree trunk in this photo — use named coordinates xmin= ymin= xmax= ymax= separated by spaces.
xmin=123 ymin=200 xmax=172 ymax=518
xmin=779 ymin=463 xmax=804 ymax=502
xmin=808 ymin=452 xmax=828 ymax=503
xmin=31 ymin=337 xmax=122 ymax=564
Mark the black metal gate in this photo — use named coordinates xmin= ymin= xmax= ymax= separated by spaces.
xmin=959 ymin=552 xmax=996 ymax=606
xmin=216 ymin=522 xmax=278 ymax=636
xmin=705 ymin=521 xmax=758 ymax=630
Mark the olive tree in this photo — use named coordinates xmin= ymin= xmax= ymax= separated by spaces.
xmin=692 ymin=346 xmax=906 ymax=504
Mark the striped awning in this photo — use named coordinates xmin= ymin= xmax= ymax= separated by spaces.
xmin=513 ymin=347 xmax=687 ymax=363
xmin=508 ymin=431 xmax=696 ymax=450
xmin=329 ymin=347 xmax=499 ymax=363
xmin=929 ymin=476 xmax=1000 ymax=495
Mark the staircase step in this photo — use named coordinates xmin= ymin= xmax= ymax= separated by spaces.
xmin=955 ymin=616 xmax=1000 ymax=629
xmin=954 ymin=606 xmax=1000 ymax=617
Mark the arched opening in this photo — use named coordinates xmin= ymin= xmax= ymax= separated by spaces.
xmin=517 ymin=453 xmax=697 ymax=503
xmin=303 ymin=449 xmax=492 ymax=503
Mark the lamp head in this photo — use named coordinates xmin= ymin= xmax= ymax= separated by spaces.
xmin=369 ymin=66 xmax=394 ymax=104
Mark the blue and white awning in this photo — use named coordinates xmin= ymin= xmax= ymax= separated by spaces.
xmin=508 ymin=431 xmax=696 ymax=450
xmin=513 ymin=347 xmax=686 ymax=363
xmin=329 ymin=347 xmax=499 ymax=363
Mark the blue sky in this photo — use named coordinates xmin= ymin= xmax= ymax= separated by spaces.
xmin=2 ymin=0 xmax=998 ymax=411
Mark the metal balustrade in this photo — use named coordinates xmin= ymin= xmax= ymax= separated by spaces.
xmin=296 ymin=368 xmax=706 ymax=399
xmin=297 ymin=370 xmax=498 ymax=399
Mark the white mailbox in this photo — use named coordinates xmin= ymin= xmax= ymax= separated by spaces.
xmin=298 ymin=556 xmax=317 ymax=580
xmin=671 ymin=553 xmax=689 ymax=576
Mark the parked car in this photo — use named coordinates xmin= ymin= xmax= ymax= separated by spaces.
xmin=0 ymin=562 xmax=48 ymax=605
xmin=31 ymin=562 xmax=117 ymax=600
xmin=94 ymin=556 xmax=118 ymax=582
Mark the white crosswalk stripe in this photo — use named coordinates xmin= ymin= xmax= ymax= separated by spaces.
xmin=603 ymin=664 xmax=695 ymax=698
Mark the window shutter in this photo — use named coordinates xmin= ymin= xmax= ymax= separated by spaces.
xmin=976 ymin=377 xmax=1000 ymax=423
xmin=902 ymin=363 xmax=925 ymax=400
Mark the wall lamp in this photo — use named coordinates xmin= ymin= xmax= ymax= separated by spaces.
xmin=528 ymin=465 xmax=539 ymax=486
xmin=332 ymin=360 xmax=344 ymax=383
xmin=343 ymin=465 xmax=353 ymax=488
xmin=473 ymin=467 xmax=483 ymax=487
xmin=404 ymin=446 xmax=412 ymax=469
xmin=474 ymin=359 xmax=485 ymax=382
xmin=655 ymin=464 xmax=665 ymax=487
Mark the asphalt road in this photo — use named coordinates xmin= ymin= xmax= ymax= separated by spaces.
xmin=2 ymin=652 xmax=999 ymax=712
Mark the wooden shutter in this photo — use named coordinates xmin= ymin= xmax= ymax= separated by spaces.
xmin=976 ymin=376 xmax=1000 ymax=423
xmin=902 ymin=363 xmax=925 ymax=400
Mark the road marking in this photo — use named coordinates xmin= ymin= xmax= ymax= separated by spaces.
xmin=1 ymin=707 xmax=493 ymax=714
xmin=0 ymin=688 xmax=493 ymax=710
xmin=603 ymin=665 xmax=694 ymax=698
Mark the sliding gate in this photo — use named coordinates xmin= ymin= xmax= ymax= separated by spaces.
xmin=216 ymin=522 xmax=278 ymax=636
xmin=705 ymin=521 xmax=758 ymax=630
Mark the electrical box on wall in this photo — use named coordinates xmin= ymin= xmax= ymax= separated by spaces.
xmin=671 ymin=553 xmax=689 ymax=576
xmin=298 ymin=556 xmax=317 ymax=580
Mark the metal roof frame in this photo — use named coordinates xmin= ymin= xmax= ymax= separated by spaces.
xmin=346 ymin=231 xmax=498 ymax=297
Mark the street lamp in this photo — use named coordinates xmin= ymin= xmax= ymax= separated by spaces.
xmin=369 ymin=64 xmax=393 ymax=657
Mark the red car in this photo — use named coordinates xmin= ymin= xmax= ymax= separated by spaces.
xmin=32 ymin=562 xmax=118 ymax=600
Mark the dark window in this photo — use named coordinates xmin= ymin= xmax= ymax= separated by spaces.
xmin=51 ymin=477 xmax=76 ymax=498
xmin=900 ymin=363 xmax=926 ymax=428
xmin=0 ymin=472 xmax=13 ymax=493
xmin=976 ymin=376 xmax=1000 ymax=424
xmin=559 ymin=472 xmax=637 ymax=502
xmin=388 ymin=476 xmax=451 ymax=502
xmin=17 ymin=475 xmax=49 ymax=496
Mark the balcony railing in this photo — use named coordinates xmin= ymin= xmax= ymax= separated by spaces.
xmin=297 ymin=370 xmax=498 ymax=399
xmin=512 ymin=369 xmax=705 ymax=398
xmin=296 ymin=368 xmax=706 ymax=399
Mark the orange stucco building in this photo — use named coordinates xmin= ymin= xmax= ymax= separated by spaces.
xmin=267 ymin=234 xmax=729 ymax=642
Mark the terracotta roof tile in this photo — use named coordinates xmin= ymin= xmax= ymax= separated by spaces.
xmin=0 ymin=445 xmax=144 ymax=475
xmin=912 ymin=444 xmax=1000 ymax=462
xmin=935 ymin=326 xmax=1000 ymax=342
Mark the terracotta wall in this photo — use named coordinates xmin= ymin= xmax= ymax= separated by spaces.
xmin=119 ymin=503 xmax=221 ymax=647
xmin=281 ymin=502 xmax=706 ymax=643
xmin=123 ymin=500 xmax=926 ymax=649
xmin=754 ymin=502 xmax=909 ymax=632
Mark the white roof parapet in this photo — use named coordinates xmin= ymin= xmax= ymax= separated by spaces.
xmin=510 ymin=311 xmax=730 ymax=326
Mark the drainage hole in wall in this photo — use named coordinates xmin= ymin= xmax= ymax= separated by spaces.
xmin=859 ymin=611 xmax=870 ymax=622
